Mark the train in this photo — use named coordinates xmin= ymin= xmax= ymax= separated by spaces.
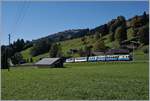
xmin=65 ymin=54 xmax=132 ymax=63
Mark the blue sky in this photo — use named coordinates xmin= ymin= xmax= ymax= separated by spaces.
xmin=1 ymin=1 xmax=149 ymax=45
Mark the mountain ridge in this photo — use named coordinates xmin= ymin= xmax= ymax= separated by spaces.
xmin=32 ymin=13 xmax=149 ymax=45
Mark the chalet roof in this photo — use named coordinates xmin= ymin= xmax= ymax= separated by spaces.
xmin=35 ymin=58 xmax=60 ymax=66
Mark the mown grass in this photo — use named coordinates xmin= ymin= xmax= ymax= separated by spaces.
xmin=1 ymin=62 xmax=149 ymax=100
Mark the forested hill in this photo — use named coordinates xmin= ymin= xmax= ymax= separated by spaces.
xmin=28 ymin=12 xmax=148 ymax=57
xmin=1 ymin=12 xmax=149 ymax=68
xmin=33 ymin=12 xmax=149 ymax=44
xmin=33 ymin=29 xmax=90 ymax=43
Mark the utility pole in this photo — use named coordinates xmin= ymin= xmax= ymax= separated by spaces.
xmin=8 ymin=34 xmax=11 ymax=71
xmin=8 ymin=34 xmax=11 ymax=45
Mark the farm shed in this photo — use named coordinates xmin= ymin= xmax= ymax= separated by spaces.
xmin=35 ymin=58 xmax=64 ymax=68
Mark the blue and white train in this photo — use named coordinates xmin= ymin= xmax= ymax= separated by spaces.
xmin=65 ymin=54 xmax=132 ymax=63
xmin=75 ymin=57 xmax=87 ymax=62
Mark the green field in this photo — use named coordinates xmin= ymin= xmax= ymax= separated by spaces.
xmin=2 ymin=62 xmax=149 ymax=100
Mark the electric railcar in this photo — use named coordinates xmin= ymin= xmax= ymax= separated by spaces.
xmin=65 ymin=58 xmax=75 ymax=63
xmin=75 ymin=57 xmax=87 ymax=62
xmin=65 ymin=54 xmax=132 ymax=63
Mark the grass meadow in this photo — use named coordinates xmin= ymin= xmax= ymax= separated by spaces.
xmin=1 ymin=62 xmax=149 ymax=100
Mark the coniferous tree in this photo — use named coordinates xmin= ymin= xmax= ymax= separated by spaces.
xmin=30 ymin=57 xmax=33 ymax=63
xmin=31 ymin=39 xmax=51 ymax=56
xmin=115 ymin=26 xmax=127 ymax=44
xmin=49 ymin=43 xmax=62 ymax=58
xmin=137 ymin=24 xmax=149 ymax=45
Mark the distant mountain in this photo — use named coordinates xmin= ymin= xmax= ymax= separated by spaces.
xmin=33 ymin=12 xmax=148 ymax=46
xmin=30 ymin=12 xmax=148 ymax=57
xmin=33 ymin=29 xmax=90 ymax=43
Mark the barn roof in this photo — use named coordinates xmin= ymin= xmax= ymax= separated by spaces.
xmin=35 ymin=58 xmax=60 ymax=66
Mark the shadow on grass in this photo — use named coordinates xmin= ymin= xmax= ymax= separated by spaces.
xmin=36 ymin=66 xmax=72 ymax=69
xmin=51 ymin=66 xmax=72 ymax=69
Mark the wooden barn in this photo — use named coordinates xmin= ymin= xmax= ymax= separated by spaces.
xmin=35 ymin=58 xmax=64 ymax=68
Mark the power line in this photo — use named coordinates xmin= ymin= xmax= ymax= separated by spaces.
xmin=16 ymin=2 xmax=30 ymax=32
xmin=11 ymin=2 xmax=25 ymax=34
xmin=11 ymin=1 xmax=30 ymax=35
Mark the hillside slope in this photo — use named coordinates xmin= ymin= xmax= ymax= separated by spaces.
xmin=21 ymin=35 xmax=148 ymax=62
xmin=21 ymin=12 xmax=149 ymax=62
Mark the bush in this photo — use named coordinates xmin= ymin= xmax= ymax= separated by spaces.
xmin=11 ymin=52 xmax=23 ymax=65
xmin=93 ymin=39 xmax=106 ymax=51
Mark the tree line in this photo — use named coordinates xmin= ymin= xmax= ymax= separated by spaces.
xmin=1 ymin=39 xmax=33 ymax=69
xmin=1 ymin=38 xmax=63 ymax=69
